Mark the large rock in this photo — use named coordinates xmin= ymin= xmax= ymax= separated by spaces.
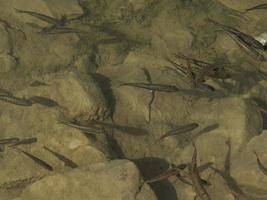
xmin=17 ymin=32 xmax=80 ymax=72
xmin=18 ymin=160 xmax=157 ymax=200
xmin=231 ymin=131 xmax=267 ymax=199
xmin=20 ymin=69 xmax=110 ymax=121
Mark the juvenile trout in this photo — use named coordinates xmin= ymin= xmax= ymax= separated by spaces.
xmin=157 ymin=123 xmax=199 ymax=142
xmin=119 ymin=82 xmax=179 ymax=92
xmin=189 ymin=144 xmax=211 ymax=200
xmin=43 ymin=146 xmax=78 ymax=168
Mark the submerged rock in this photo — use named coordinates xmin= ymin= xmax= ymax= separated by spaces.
xmin=19 ymin=69 xmax=111 ymax=121
xmin=18 ymin=160 xmax=157 ymax=200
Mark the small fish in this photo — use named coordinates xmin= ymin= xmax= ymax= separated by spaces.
xmin=195 ymin=83 xmax=215 ymax=93
xmin=60 ymin=120 xmax=103 ymax=134
xmin=254 ymin=151 xmax=267 ymax=176
xmin=0 ymin=95 xmax=32 ymax=106
xmin=245 ymin=4 xmax=267 ymax=12
xmin=18 ymin=149 xmax=53 ymax=171
xmin=10 ymin=138 xmax=37 ymax=147
xmin=223 ymin=30 xmax=265 ymax=61
xmin=119 ymin=82 xmax=179 ymax=92
xmin=14 ymin=8 xmax=66 ymax=26
xmin=145 ymin=168 xmax=182 ymax=183
xmin=207 ymin=18 xmax=264 ymax=51
xmin=29 ymin=96 xmax=59 ymax=107
xmin=157 ymin=123 xmax=199 ymax=142
xmin=43 ymin=146 xmax=78 ymax=168
xmin=189 ymin=144 xmax=211 ymax=200
xmin=0 ymin=137 xmax=20 ymax=145
xmin=42 ymin=27 xmax=86 ymax=34
xmin=164 ymin=57 xmax=188 ymax=76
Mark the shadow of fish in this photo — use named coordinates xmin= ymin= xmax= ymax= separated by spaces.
xmin=0 ymin=137 xmax=20 ymax=145
xmin=29 ymin=96 xmax=59 ymax=107
xmin=14 ymin=8 xmax=66 ymax=27
xmin=17 ymin=148 xmax=53 ymax=171
xmin=10 ymin=138 xmax=37 ymax=147
xmin=43 ymin=146 xmax=78 ymax=169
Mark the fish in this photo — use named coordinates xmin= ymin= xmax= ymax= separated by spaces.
xmin=29 ymin=96 xmax=59 ymax=107
xmin=60 ymin=120 xmax=103 ymax=134
xmin=9 ymin=138 xmax=37 ymax=147
xmin=145 ymin=168 xmax=182 ymax=183
xmin=195 ymin=83 xmax=215 ymax=93
xmin=14 ymin=8 xmax=66 ymax=26
xmin=189 ymin=144 xmax=211 ymax=200
xmin=43 ymin=146 xmax=78 ymax=168
xmin=157 ymin=123 xmax=199 ymax=142
xmin=254 ymin=151 xmax=267 ymax=176
xmin=42 ymin=26 xmax=86 ymax=34
xmin=18 ymin=148 xmax=53 ymax=171
xmin=207 ymin=18 xmax=265 ymax=51
xmin=222 ymin=30 xmax=265 ymax=61
xmin=119 ymin=82 xmax=179 ymax=92
xmin=0 ymin=95 xmax=32 ymax=106
xmin=245 ymin=3 xmax=267 ymax=12
xmin=174 ymin=53 xmax=231 ymax=79
xmin=0 ymin=137 xmax=20 ymax=145
xmin=164 ymin=57 xmax=188 ymax=76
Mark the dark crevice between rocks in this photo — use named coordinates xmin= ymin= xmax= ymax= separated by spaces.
xmin=252 ymin=98 xmax=267 ymax=130
xmin=93 ymin=73 xmax=116 ymax=120
xmin=132 ymin=157 xmax=179 ymax=200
